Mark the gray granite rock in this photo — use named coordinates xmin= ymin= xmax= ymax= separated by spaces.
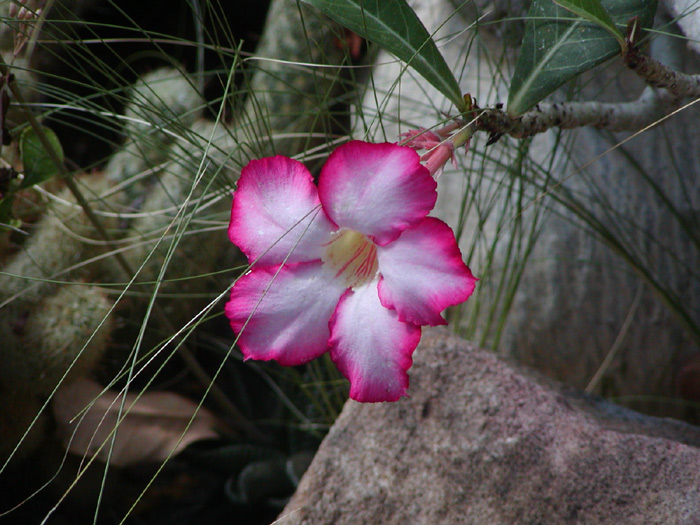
xmin=278 ymin=328 xmax=700 ymax=524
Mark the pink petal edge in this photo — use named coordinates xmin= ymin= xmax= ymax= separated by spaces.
xmin=229 ymin=156 xmax=335 ymax=267
xmin=317 ymin=141 xmax=436 ymax=246
xmin=329 ymin=283 xmax=421 ymax=402
xmin=377 ymin=217 xmax=477 ymax=326
xmin=225 ymin=261 xmax=346 ymax=366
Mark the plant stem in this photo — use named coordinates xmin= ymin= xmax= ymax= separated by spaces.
xmin=624 ymin=46 xmax=700 ymax=99
xmin=474 ymin=87 xmax=679 ymax=139
xmin=623 ymin=17 xmax=700 ymax=99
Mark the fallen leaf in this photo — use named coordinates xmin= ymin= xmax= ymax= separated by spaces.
xmin=52 ymin=378 xmax=220 ymax=468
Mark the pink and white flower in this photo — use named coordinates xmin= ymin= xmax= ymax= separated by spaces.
xmin=225 ymin=141 xmax=476 ymax=402
xmin=400 ymin=124 xmax=470 ymax=178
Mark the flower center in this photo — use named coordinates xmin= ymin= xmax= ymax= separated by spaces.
xmin=322 ymin=229 xmax=379 ymax=289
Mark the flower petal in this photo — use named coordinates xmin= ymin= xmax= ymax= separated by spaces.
xmin=377 ymin=217 xmax=477 ymax=326
xmin=229 ymin=156 xmax=335 ymax=266
xmin=318 ymin=141 xmax=436 ymax=246
xmin=328 ymin=283 xmax=421 ymax=402
xmin=225 ymin=261 xmax=346 ymax=366
xmin=399 ymin=127 xmax=442 ymax=150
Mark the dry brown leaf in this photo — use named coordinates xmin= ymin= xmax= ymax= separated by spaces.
xmin=52 ymin=377 xmax=220 ymax=468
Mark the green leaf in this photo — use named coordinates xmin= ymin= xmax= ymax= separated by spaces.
xmin=302 ymin=0 xmax=466 ymax=112
xmin=19 ymin=125 xmax=64 ymax=189
xmin=553 ymin=0 xmax=625 ymax=47
xmin=0 ymin=192 xmax=15 ymax=227
xmin=507 ymin=0 xmax=657 ymax=116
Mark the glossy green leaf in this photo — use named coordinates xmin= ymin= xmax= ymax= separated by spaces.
xmin=302 ymin=0 xmax=466 ymax=112
xmin=553 ymin=0 xmax=625 ymax=47
xmin=507 ymin=0 xmax=657 ymax=116
xmin=19 ymin=125 xmax=64 ymax=189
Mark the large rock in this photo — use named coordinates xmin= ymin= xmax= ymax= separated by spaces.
xmin=279 ymin=328 xmax=700 ymax=524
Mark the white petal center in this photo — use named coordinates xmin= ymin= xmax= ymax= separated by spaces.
xmin=322 ymin=229 xmax=379 ymax=289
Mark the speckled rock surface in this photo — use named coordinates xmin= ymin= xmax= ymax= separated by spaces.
xmin=278 ymin=327 xmax=700 ymax=524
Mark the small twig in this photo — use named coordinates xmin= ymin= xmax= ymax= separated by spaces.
xmin=623 ymin=48 xmax=700 ymax=99
xmin=474 ymin=87 xmax=679 ymax=139
xmin=472 ymin=16 xmax=698 ymax=142
xmin=623 ymin=16 xmax=700 ymax=99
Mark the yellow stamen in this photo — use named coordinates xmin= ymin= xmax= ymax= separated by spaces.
xmin=322 ymin=229 xmax=379 ymax=289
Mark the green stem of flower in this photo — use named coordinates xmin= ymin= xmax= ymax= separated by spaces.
xmin=450 ymin=125 xmax=473 ymax=150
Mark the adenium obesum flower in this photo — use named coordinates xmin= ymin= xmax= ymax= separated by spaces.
xmin=400 ymin=125 xmax=470 ymax=178
xmin=225 ymin=141 xmax=476 ymax=402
